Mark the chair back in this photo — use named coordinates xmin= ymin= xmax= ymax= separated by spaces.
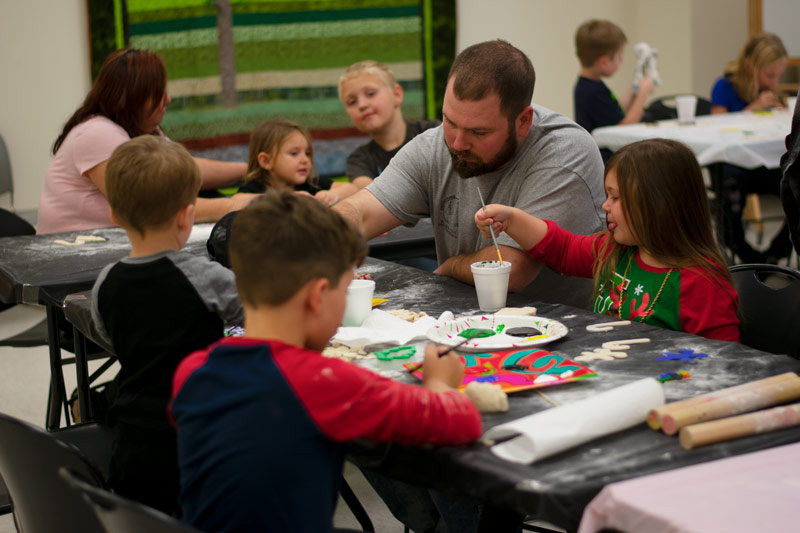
xmin=642 ymin=95 xmax=712 ymax=122
xmin=0 ymin=412 xmax=109 ymax=533
xmin=729 ymin=263 xmax=800 ymax=359
xmin=0 ymin=134 xmax=12 ymax=202
xmin=60 ymin=468 xmax=202 ymax=533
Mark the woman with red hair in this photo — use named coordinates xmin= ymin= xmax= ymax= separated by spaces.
xmin=37 ymin=48 xmax=255 ymax=234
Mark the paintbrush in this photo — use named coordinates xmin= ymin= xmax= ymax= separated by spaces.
xmin=406 ymin=337 xmax=472 ymax=373
xmin=476 ymin=188 xmax=504 ymax=266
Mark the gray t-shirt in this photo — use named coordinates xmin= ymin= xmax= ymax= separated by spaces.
xmin=367 ymin=105 xmax=606 ymax=263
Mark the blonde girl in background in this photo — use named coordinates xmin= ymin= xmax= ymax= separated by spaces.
xmin=709 ymin=33 xmax=791 ymax=263
xmin=242 ymin=119 xmax=339 ymax=206
xmin=711 ymin=32 xmax=788 ymax=113
xmin=475 ymin=139 xmax=740 ymax=342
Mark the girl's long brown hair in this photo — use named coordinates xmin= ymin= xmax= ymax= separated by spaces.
xmin=592 ymin=139 xmax=736 ymax=305
xmin=724 ymin=33 xmax=787 ymax=104
xmin=53 ymin=49 xmax=167 ymax=154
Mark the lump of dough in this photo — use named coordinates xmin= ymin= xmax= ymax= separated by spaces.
xmin=465 ymin=382 xmax=509 ymax=413
xmin=495 ymin=306 xmax=537 ymax=316
xmin=386 ymin=309 xmax=428 ymax=322
xmin=322 ymin=343 xmax=373 ymax=361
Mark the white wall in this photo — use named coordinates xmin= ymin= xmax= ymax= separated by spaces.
xmin=456 ymin=0 xmax=748 ymax=118
xmin=0 ymin=0 xmax=91 ymax=212
xmin=0 ymin=0 xmax=750 ymax=213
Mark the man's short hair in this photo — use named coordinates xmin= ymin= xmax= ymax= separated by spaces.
xmin=106 ymin=135 xmax=201 ymax=234
xmin=338 ymin=60 xmax=398 ymax=101
xmin=447 ymin=40 xmax=535 ymax=121
xmin=229 ymin=191 xmax=367 ymax=307
xmin=575 ymin=19 xmax=627 ymax=68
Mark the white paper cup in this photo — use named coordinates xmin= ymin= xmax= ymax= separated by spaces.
xmin=470 ymin=261 xmax=512 ymax=312
xmin=788 ymin=96 xmax=798 ymax=116
xmin=676 ymin=95 xmax=697 ymax=125
xmin=342 ymin=279 xmax=375 ymax=327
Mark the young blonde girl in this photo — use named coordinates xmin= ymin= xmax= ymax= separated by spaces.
xmin=475 ymin=139 xmax=740 ymax=342
xmin=709 ymin=33 xmax=791 ymax=263
xmin=711 ymin=33 xmax=788 ymax=113
xmin=242 ymin=119 xmax=339 ymax=205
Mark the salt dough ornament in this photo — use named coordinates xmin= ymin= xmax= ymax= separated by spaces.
xmin=322 ymin=343 xmax=373 ymax=361
xmin=586 ymin=320 xmax=631 ymax=332
xmin=54 ymin=235 xmax=107 ymax=246
xmin=655 ymin=349 xmax=709 ymax=362
xmin=465 ymin=381 xmax=509 ymax=413
xmin=374 ymin=345 xmax=416 ymax=361
xmin=633 ymin=41 xmax=661 ymax=90
xmin=576 ymin=338 xmax=651 ymax=361
xmin=494 ymin=306 xmax=537 ymax=316
xmin=387 ymin=309 xmax=428 ymax=322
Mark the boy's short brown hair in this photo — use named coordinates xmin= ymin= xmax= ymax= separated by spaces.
xmin=338 ymin=60 xmax=398 ymax=101
xmin=575 ymin=19 xmax=627 ymax=68
xmin=106 ymin=135 xmax=201 ymax=234
xmin=229 ymin=191 xmax=367 ymax=307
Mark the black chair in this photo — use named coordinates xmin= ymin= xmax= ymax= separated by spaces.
xmin=642 ymin=94 xmax=712 ymax=123
xmin=60 ymin=468 xmax=201 ymax=533
xmin=0 ymin=207 xmax=47 ymax=346
xmin=729 ymin=264 xmax=800 ymax=359
xmin=0 ymin=411 xmax=114 ymax=532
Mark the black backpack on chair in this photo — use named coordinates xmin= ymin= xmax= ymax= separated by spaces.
xmin=642 ymin=95 xmax=712 ymax=122
xmin=206 ymin=210 xmax=240 ymax=268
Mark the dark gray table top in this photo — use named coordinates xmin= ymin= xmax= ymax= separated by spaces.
xmin=62 ymin=257 xmax=800 ymax=530
xmin=0 ymin=222 xmax=432 ymax=307
xmin=0 ymin=225 xmax=211 ymax=307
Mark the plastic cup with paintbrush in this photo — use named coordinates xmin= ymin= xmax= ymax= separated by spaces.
xmin=471 ymin=189 xmax=512 ymax=312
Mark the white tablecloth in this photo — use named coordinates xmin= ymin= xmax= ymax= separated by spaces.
xmin=578 ymin=441 xmax=800 ymax=533
xmin=592 ymin=110 xmax=792 ymax=169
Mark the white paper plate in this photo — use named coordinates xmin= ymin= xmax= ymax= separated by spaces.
xmin=426 ymin=314 xmax=568 ymax=353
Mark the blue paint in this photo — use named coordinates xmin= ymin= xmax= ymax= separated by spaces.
xmin=655 ymin=349 xmax=709 ymax=362
xmin=476 ymin=375 xmax=499 ymax=383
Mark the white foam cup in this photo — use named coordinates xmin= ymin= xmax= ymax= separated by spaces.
xmin=342 ymin=279 xmax=375 ymax=327
xmin=676 ymin=95 xmax=697 ymax=125
xmin=470 ymin=261 xmax=512 ymax=312
xmin=787 ymin=96 xmax=798 ymax=116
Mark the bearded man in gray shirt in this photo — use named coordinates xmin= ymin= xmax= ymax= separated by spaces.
xmin=335 ymin=39 xmax=605 ymax=306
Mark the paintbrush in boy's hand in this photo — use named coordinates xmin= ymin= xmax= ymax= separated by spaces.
xmin=406 ymin=337 xmax=471 ymax=373
xmin=476 ymin=188 xmax=504 ymax=266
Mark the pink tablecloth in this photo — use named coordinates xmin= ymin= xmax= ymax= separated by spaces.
xmin=578 ymin=441 xmax=800 ymax=533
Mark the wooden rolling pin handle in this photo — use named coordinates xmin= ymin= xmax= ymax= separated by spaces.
xmin=680 ymin=403 xmax=800 ymax=450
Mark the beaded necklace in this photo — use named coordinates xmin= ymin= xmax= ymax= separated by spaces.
xmin=616 ymin=252 xmax=674 ymax=322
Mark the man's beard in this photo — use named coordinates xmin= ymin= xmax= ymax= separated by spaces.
xmin=448 ymin=126 xmax=518 ymax=179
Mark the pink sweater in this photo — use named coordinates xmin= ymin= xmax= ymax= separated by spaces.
xmin=37 ymin=116 xmax=130 ymax=234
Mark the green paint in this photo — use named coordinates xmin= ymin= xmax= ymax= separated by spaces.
xmin=495 ymin=324 xmax=505 ymax=334
xmin=375 ymin=345 xmax=416 ymax=361
xmin=459 ymin=328 xmax=496 ymax=339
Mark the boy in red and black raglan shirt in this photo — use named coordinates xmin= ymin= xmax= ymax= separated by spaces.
xmin=170 ymin=191 xmax=481 ymax=533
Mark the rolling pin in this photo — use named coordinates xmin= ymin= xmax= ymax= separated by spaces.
xmin=647 ymin=372 xmax=798 ymax=430
xmin=680 ymin=403 xmax=800 ymax=450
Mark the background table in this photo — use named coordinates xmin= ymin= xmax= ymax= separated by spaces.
xmin=578 ymin=441 xmax=800 ymax=533
xmin=63 ymin=257 xmax=800 ymax=531
xmin=592 ymin=109 xmax=791 ymax=170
